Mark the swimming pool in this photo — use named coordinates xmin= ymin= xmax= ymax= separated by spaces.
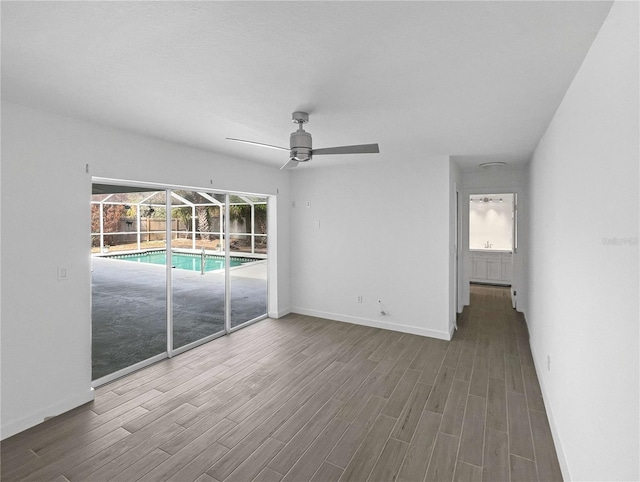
xmin=103 ymin=250 xmax=251 ymax=272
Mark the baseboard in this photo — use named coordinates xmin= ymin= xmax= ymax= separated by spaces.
xmin=523 ymin=313 xmax=571 ymax=481
xmin=268 ymin=307 xmax=291 ymax=319
xmin=291 ymin=307 xmax=451 ymax=341
xmin=469 ymin=281 xmax=511 ymax=287
xmin=449 ymin=322 xmax=456 ymax=339
xmin=1 ymin=388 xmax=95 ymax=440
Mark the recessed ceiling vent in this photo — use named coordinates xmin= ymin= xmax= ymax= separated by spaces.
xmin=479 ymin=162 xmax=507 ymax=169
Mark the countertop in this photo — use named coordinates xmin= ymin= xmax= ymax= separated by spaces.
xmin=469 ymin=249 xmax=513 ymax=253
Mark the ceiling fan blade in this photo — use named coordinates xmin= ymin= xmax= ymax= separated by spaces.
xmin=226 ymin=138 xmax=289 ymax=151
xmin=311 ymin=143 xmax=380 ymax=156
xmin=280 ymin=159 xmax=299 ymax=170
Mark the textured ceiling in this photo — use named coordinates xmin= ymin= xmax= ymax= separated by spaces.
xmin=1 ymin=1 xmax=612 ymax=170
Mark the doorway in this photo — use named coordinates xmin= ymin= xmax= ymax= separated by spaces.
xmin=468 ymin=193 xmax=516 ymax=287
xmin=90 ymin=181 xmax=269 ymax=385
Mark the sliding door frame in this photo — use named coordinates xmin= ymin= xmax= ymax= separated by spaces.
xmin=91 ymin=177 xmax=271 ymax=386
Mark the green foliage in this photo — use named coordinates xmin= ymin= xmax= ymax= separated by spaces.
xmin=91 ymin=203 xmax=126 ymax=246
xmin=229 ymin=203 xmax=267 ymax=233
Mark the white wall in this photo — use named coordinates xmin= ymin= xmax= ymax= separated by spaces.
xmin=469 ymin=194 xmax=514 ymax=250
xmin=290 ymin=155 xmax=452 ymax=340
xmin=459 ymin=168 xmax=528 ymax=312
xmin=527 ymin=2 xmax=639 ymax=480
xmin=0 ymin=101 xmax=291 ymax=439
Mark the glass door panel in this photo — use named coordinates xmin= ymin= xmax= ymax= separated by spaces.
xmin=91 ymin=182 xmax=270 ymax=384
xmin=91 ymin=188 xmax=168 ymax=382
xmin=230 ymin=196 xmax=268 ymax=329
xmin=171 ymin=191 xmax=226 ymax=350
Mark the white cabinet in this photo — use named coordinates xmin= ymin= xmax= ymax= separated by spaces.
xmin=501 ymin=257 xmax=513 ymax=282
xmin=487 ymin=258 xmax=502 ymax=281
xmin=470 ymin=251 xmax=512 ymax=285
xmin=473 ymin=257 xmax=487 ymax=279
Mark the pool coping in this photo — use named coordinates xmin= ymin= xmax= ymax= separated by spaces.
xmin=92 ymin=248 xmax=267 ymax=274
xmin=93 ymin=247 xmax=267 ymax=260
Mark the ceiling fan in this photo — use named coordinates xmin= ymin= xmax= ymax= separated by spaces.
xmin=227 ymin=111 xmax=380 ymax=169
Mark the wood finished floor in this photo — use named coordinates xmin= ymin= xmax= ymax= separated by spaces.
xmin=1 ymin=285 xmax=563 ymax=482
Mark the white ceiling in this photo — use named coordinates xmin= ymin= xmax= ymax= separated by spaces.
xmin=1 ymin=1 xmax=612 ymax=170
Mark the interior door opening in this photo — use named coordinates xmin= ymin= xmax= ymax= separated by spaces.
xmin=468 ymin=193 xmax=515 ymax=288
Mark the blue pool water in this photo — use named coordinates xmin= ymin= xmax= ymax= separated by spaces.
xmin=105 ymin=251 xmax=250 ymax=272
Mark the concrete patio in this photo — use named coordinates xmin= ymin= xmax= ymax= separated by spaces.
xmin=91 ymin=256 xmax=267 ymax=380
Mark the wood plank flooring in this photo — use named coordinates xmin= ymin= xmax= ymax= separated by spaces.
xmin=1 ymin=285 xmax=563 ymax=481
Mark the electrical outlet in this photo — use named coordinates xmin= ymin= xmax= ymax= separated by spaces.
xmin=357 ymin=295 xmax=362 ymax=303
xmin=547 ymin=355 xmax=551 ymax=371
xmin=57 ymin=266 xmax=69 ymax=281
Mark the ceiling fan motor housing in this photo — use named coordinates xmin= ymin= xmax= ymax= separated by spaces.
xmin=290 ymin=129 xmax=312 ymax=162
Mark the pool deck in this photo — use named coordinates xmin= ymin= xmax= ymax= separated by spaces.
xmin=91 ymin=256 xmax=267 ymax=380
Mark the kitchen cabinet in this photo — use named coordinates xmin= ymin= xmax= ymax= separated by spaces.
xmin=470 ymin=250 xmax=512 ymax=285
xmin=473 ymin=257 xmax=487 ymax=280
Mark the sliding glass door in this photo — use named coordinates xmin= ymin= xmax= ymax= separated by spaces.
xmin=90 ymin=188 xmax=168 ymax=381
xmin=91 ymin=182 xmax=269 ymax=385
xmin=171 ymin=191 xmax=226 ymax=351
xmin=229 ymin=195 xmax=268 ymax=329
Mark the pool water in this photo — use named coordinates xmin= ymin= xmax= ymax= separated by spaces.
xmin=106 ymin=251 xmax=250 ymax=272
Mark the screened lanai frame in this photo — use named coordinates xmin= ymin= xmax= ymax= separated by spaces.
xmin=90 ymin=177 xmax=271 ymax=387
xmin=91 ymin=189 xmax=268 ymax=256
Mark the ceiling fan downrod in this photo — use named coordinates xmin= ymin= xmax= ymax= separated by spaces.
xmin=289 ymin=111 xmax=312 ymax=162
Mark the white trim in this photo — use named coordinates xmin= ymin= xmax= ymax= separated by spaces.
xmin=291 ymin=307 xmax=451 ymax=341
xmin=224 ymin=193 xmax=231 ymax=334
xmin=1 ymin=389 xmax=95 ymax=441
xmin=267 ymin=196 xmax=277 ymax=321
xmin=268 ymin=308 xmax=291 ymax=319
xmin=530 ymin=340 xmax=571 ymax=481
xmin=166 ymin=189 xmax=174 ymax=357
xmin=460 ymin=185 xmax=525 ymax=310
